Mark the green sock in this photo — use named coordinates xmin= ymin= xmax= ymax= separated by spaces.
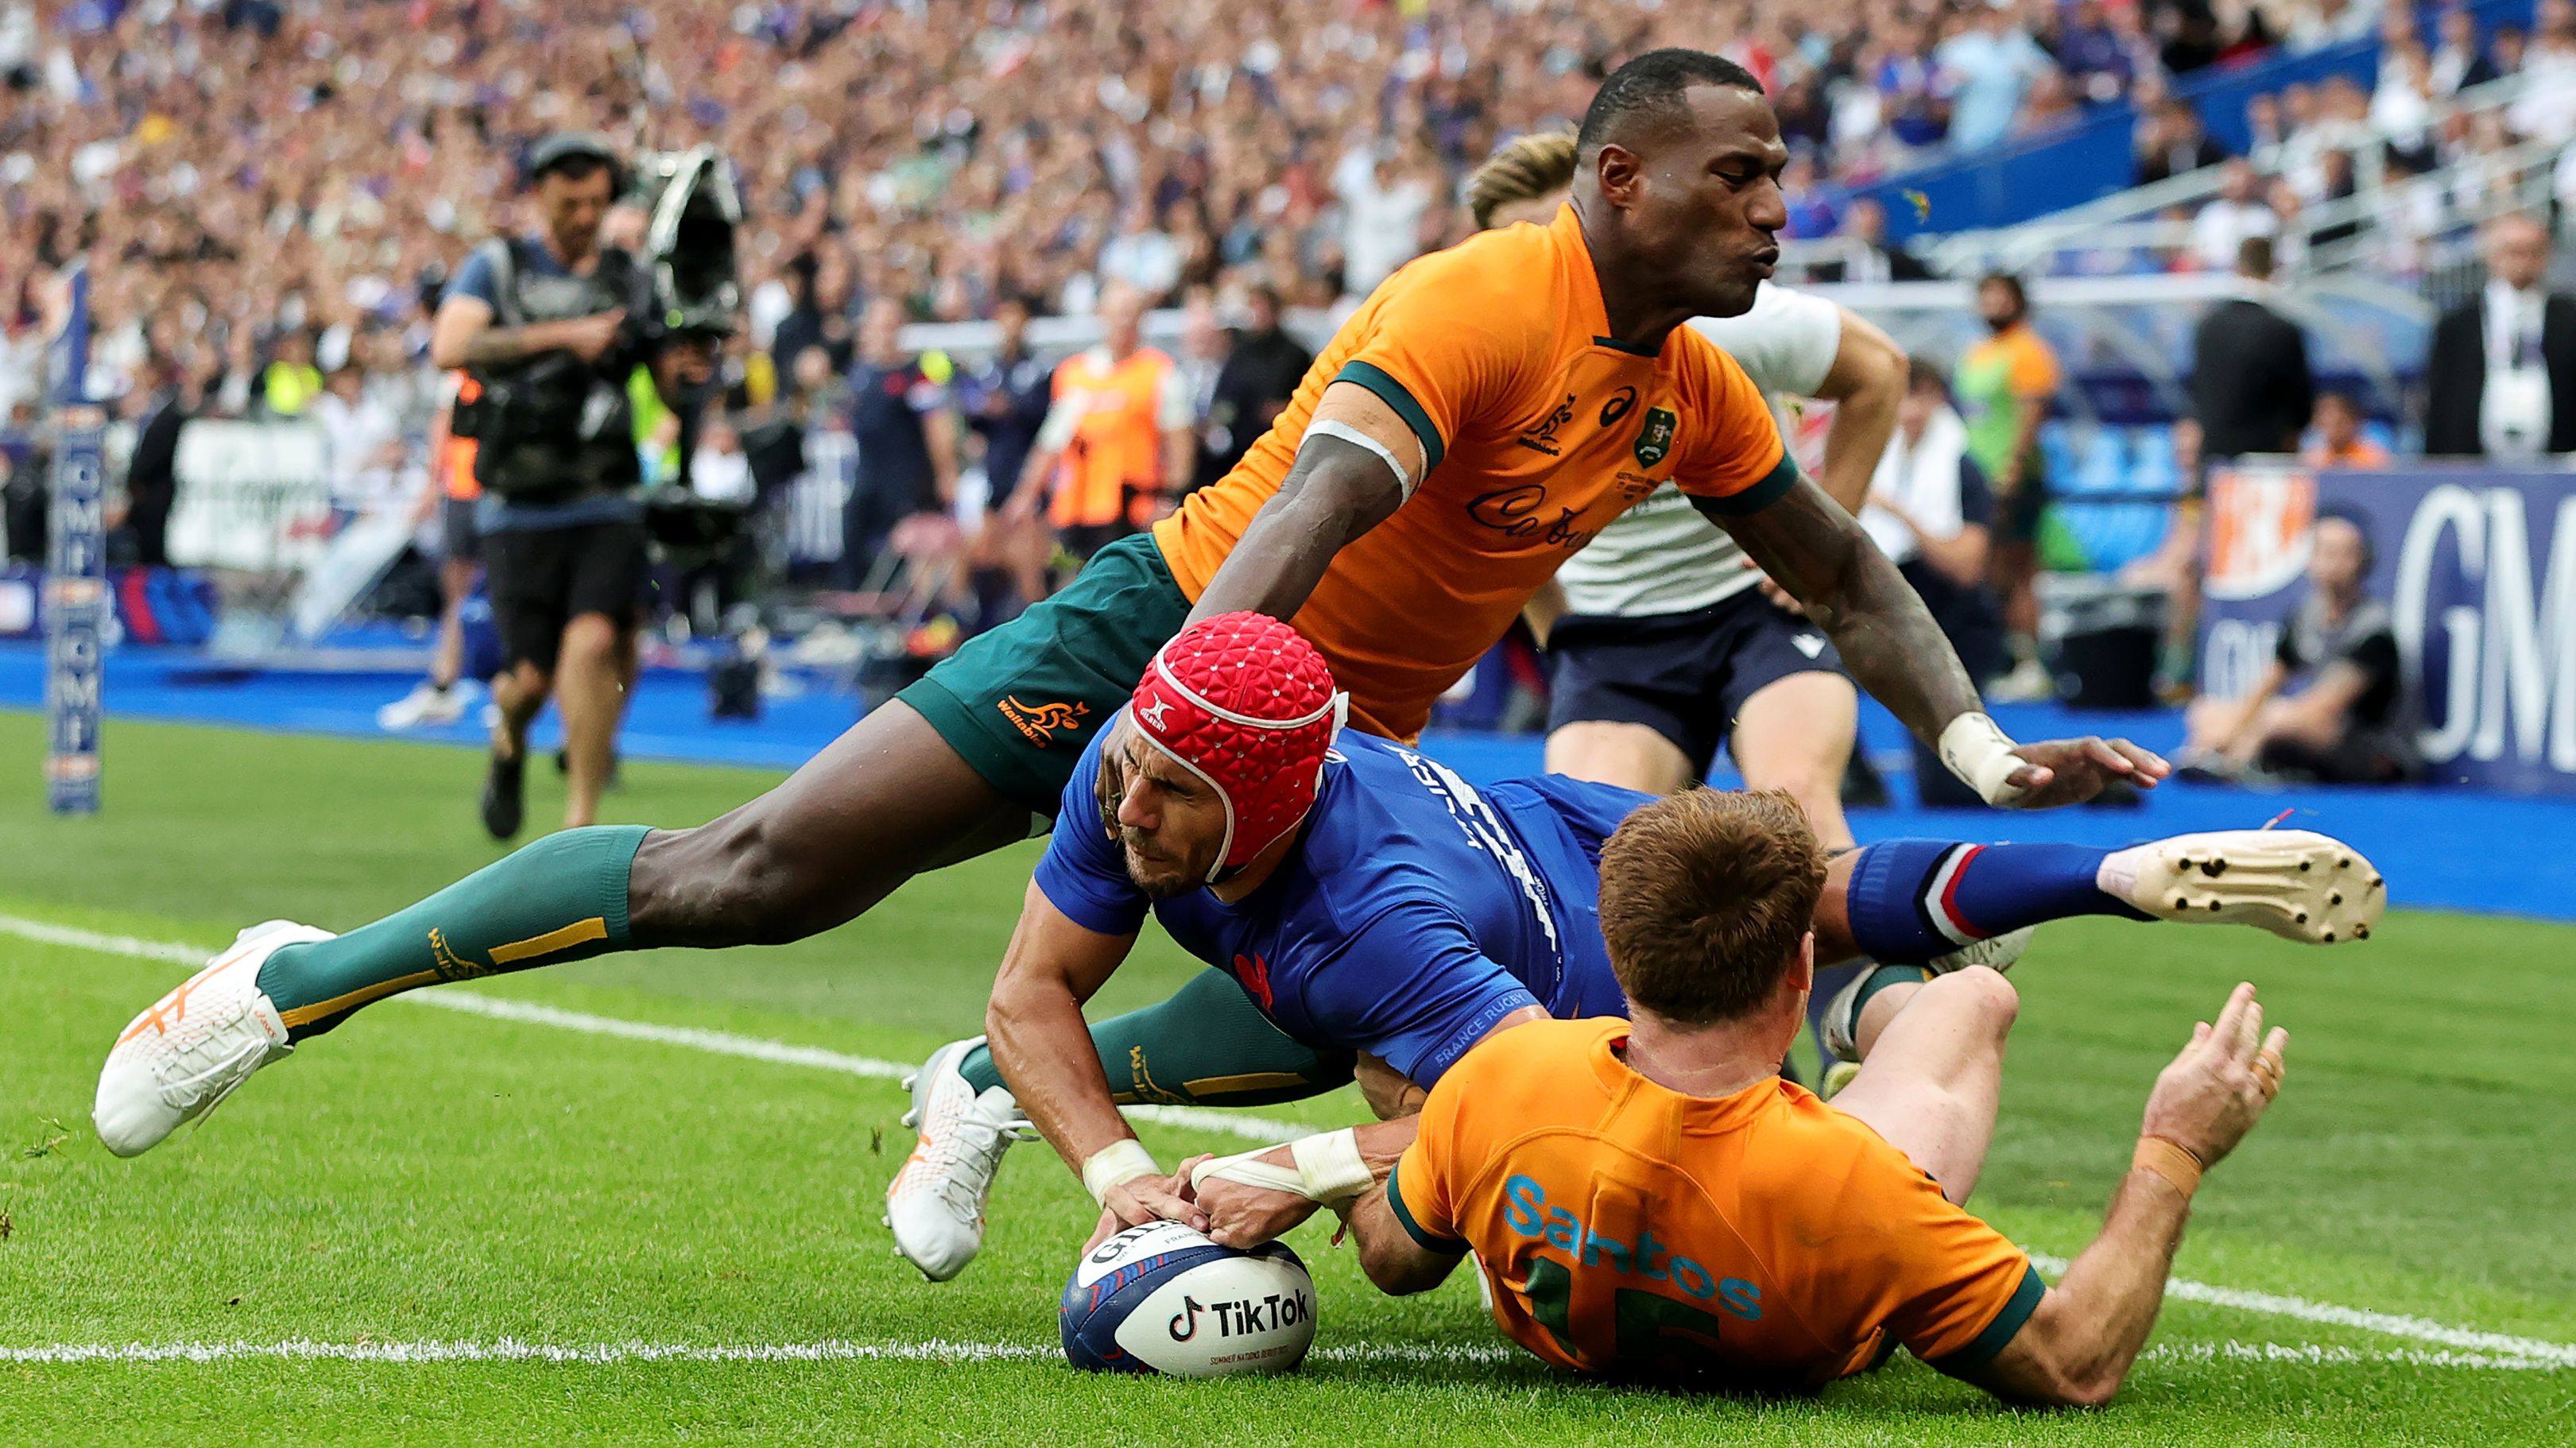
xmin=959 ymin=966 xmax=1354 ymax=1107
xmin=1846 ymin=962 xmax=1935 ymax=1043
xmin=257 ymin=826 xmax=650 ymax=1040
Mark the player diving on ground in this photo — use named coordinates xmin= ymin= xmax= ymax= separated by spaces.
xmin=95 ymin=50 xmax=2168 ymax=1160
xmin=893 ymin=614 xmax=2379 ymax=1281
xmin=1212 ymin=788 xmax=2296 ymax=1405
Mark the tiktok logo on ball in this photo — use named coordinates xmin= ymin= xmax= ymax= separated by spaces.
xmin=1170 ymin=1290 xmax=1313 ymax=1341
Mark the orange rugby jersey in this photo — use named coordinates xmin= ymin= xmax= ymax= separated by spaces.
xmin=1151 ymin=204 xmax=1792 ymax=740
xmin=1388 ymin=1019 xmax=2043 ymax=1388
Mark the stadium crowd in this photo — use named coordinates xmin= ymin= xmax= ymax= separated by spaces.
xmin=1 ymin=0 xmax=2372 ymax=424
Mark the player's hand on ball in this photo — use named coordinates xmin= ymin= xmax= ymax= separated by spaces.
xmin=2140 ymin=981 xmax=2289 ymax=1169
xmin=1183 ymin=1147 xmax=1325 ymax=1249
xmin=1085 ymin=1168 xmax=1207 ymax=1252
xmin=2001 ymin=736 xmax=2170 ymax=807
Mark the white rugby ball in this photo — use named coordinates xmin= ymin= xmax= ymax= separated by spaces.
xmin=1059 ymin=1220 xmax=1315 ymax=1376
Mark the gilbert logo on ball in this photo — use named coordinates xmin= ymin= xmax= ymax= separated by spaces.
xmin=1059 ymin=1220 xmax=1316 ymax=1376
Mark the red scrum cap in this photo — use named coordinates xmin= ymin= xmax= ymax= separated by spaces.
xmin=1128 ymin=612 xmax=1348 ymax=881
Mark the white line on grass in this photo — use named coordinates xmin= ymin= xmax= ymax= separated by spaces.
xmin=0 ymin=912 xmax=1299 ymax=1146
xmin=0 ymin=1336 xmax=2559 ymax=1372
xmin=2025 ymin=1252 xmax=2576 ymax=1367
xmin=11 ymin=912 xmax=2576 ymax=1368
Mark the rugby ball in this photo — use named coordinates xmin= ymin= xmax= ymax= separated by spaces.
xmin=1059 ymin=1220 xmax=1315 ymax=1376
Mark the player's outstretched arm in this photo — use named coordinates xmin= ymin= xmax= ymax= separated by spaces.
xmin=1704 ymin=478 xmax=2167 ymax=807
xmin=1958 ymin=983 xmax=2287 ymax=1407
xmin=983 ymin=880 xmax=1204 ymax=1235
xmin=1185 ymin=381 xmax=1417 ymax=625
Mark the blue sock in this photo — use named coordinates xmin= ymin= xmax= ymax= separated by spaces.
xmin=1845 ymin=839 xmax=2152 ymax=963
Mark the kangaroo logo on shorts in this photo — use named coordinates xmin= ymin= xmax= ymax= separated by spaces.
xmin=1633 ymin=407 xmax=1678 ymax=468
xmin=997 ymin=696 xmax=1090 ymax=745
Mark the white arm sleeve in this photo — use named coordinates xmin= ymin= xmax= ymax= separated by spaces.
xmin=1688 ymin=283 xmax=1844 ymax=399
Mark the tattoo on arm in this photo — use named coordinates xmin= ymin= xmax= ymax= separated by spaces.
xmin=457 ymin=325 xmax=563 ymax=370
xmin=1703 ymin=475 xmax=1981 ymax=747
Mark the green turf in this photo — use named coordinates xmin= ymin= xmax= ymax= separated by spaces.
xmin=0 ymin=714 xmax=2568 ymax=1444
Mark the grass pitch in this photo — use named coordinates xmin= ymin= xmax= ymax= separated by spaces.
xmin=0 ymin=713 xmax=2570 ymax=1445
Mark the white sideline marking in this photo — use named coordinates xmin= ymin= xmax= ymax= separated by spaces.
xmin=2026 ymin=1253 xmax=2576 ymax=1367
xmin=0 ymin=913 xmax=1301 ymax=1146
xmin=12 ymin=912 xmax=2575 ymax=1367
xmin=0 ymin=1336 xmax=2559 ymax=1372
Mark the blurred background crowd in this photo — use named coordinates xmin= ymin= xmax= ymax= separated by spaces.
xmin=2 ymin=0 xmax=2570 ymax=758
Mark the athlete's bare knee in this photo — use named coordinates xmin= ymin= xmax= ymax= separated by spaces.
xmin=558 ymin=614 xmax=622 ymax=672
xmin=1930 ymin=966 xmax=2020 ymax=1033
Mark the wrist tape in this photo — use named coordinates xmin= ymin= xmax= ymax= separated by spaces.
xmin=2132 ymin=1135 xmax=2206 ymax=1198
xmin=1189 ymin=1128 xmax=1373 ymax=1206
xmin=1939 ymin=710 xmax=2028 ymax=806
xmin=1081 ymin=1138 xmax=1160 ymax=1206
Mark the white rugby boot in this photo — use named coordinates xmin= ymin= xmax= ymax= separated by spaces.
xmin=94 ymin=920 xmax=335 ymax=1157
xmin=375 ymin=679 xmax=475 ymax=730
xmin=885 ymin=1036 xmax=1031 ymax=1282
xmin=1819 ymin=927 xmax=2039 ymax=1098
xmin=2100 ymin=830 xmax=2384 ymax=944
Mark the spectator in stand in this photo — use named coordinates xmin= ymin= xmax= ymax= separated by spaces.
xmin=2491 ymin=23 xmax=2529 ymax=78
xmin=2305 ymin=389 xmax=2393 ymax=467
xmin=1861 ymin=355 xmax=2008 ymax=694
xmin=1873 ymin=23 xmax=1958 ymax=154
xmin=312 ymin=358 xmax=405 ymax=517
xmin=2508 ymin=1 xmax=2576 ymax=145
xmin=2431 ymin=6 xmax=2500 ymax=95
xmin=1939 ymin=6 xmax=2057 ymax=153
xmin=1172 ymin=293 xmax=1230 ymax=490
xmin=117 ymin=365 xmax=193 ymax=570
xmin=2190 ymin=238 xmax=2315 ymax=460
xmin=2016 ymin=67 xmax=2085 ymax=137
xmin=1201 ymin=283 xmax=1312 ymax=486
xmin=2285 ymin=0 xmax=2377 ymax=54
xmin=2423 ymin=213 xmax=2576 ymax=459
xmin=1780 ymin=153 xmax=1842 ymax=239
xmin=2191 ymin=161 xmax=2282 ymax=271
xmin=1955 ymin=273 xmax=2061 ymax=699
xmin=1333 ymin=141 xmax=1435 ymax=300
xmin=261 ymin=329 xmax=323 ymax=419
xmin=770 ymin=251 xmax=856 ymax=380
xmin=2051 ymin=0 xmax=2148 ymax=104
xmin=843 ymin=298 xmax=961 ymax=588
xmin=1814 ymin=197 xmax=1935 ymax=282
xmin=1098 ymin=202 xmax=1186 ymax=305
xmin=2179 ymin=509 xmax=2418 ymax=784
xmin=2134 ymin=99 xmax=2228 ymax=186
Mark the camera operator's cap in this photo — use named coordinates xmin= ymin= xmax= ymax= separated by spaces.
xmin=526 ymin=131 xmax=622 ymax=184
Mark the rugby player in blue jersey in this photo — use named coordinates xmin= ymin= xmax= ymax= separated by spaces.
xmin=888 ymin=614 xmax=2381 ymax=1279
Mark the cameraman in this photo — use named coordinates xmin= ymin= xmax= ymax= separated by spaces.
xmin=432 ymin=133 xmax=713 ymax=840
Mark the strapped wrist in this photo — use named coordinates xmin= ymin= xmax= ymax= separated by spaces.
xmin=1939 ymin=710 xmax=2028 ymax=805
xmin=1080 ymin=1138 xmax=1160 ymax=1206
xmin=2132 ymin=1134 xmax=2206 ymax=1198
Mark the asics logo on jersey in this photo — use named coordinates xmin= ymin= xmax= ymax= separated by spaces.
xmin=1598 ymin=386 xmax=1638 ymax=428
xmin=997 ymin=696 xmax=1090 ymax=745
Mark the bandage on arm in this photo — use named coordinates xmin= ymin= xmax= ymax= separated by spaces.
xmin=1939 ymin=710 xmax=2031 ymax=807
xmin=1082 ymin=1138 xmax=1162 ymax=1206
xmin=1191 ymin=1128 xmax=1373 ymax=1206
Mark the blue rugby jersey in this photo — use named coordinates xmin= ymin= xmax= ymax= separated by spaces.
xmin=1036 ymin=716 xmax=1650 ymax=1086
